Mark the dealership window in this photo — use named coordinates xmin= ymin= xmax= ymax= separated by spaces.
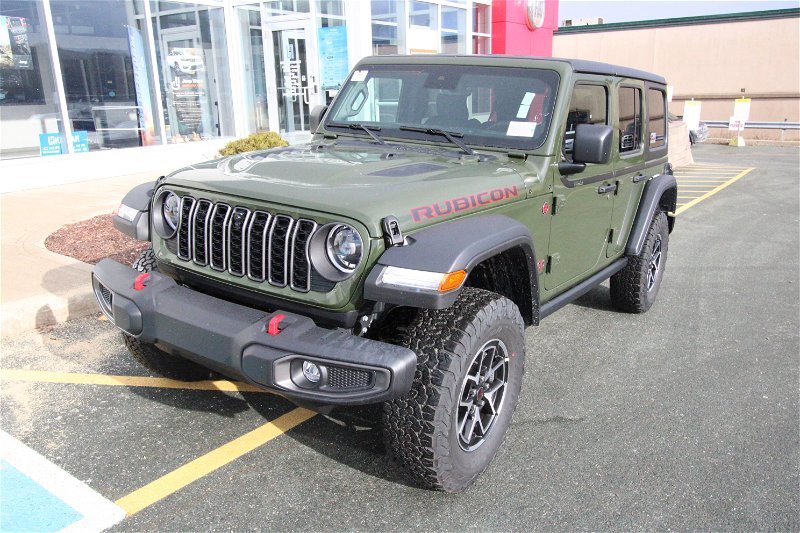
xmin=49 ymin=0 xmax=164 ymax=151
xmin=618 ymin=86 xmax=642 ymax=153
xmin=371 ymin=0 xmax=403 ymax=55
xmin=0 ymin=0 xmax=67 ymax=159
xmin=236 ymin=5 xmax=269 ymax=134
xmin=472 ymin=1 xmax=490 ymax=54
xmin=441 ymin=6 xmax=465 ymax=54
xmin=146 ymin=2 xmax=234 ymax=143
xmin=263 ymin=0 xmax=310 ymax=17
xmin=648 ymin=88 xmax=666 ymax=148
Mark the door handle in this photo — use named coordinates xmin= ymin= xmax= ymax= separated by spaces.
xmin=598 ymin=183 xmax=617 ymax=194
xmin=632 ymin=173 xmax=647 ymax=183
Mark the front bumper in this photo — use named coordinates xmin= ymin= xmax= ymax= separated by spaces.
xmin=91 ymin=259 xmax=417 ymax=406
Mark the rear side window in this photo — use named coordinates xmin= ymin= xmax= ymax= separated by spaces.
xmin=563 ymin=84 xmax=607 ymax=161
xmin=648 ymin=88 xmax=666 ymax=149
xmin=618 ymin=86 xmax=642 ymax=153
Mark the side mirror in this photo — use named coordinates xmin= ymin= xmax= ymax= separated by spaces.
xmin=573 ymin=123 xmax=613 ymax=164
xmin=310 ymin=105 xmax=328 ymax=133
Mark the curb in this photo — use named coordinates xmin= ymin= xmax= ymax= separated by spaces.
xmin=1 ymin=288 xmax=99 ymax=338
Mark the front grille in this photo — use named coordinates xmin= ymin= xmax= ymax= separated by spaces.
xmin=175 ymin=196 xmax=318 ymax=293
xmin=327 ymin=366 xmax=373 ymax=390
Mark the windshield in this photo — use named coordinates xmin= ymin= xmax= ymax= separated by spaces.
xmin=324 ymin=64 xmax=560 ymax=151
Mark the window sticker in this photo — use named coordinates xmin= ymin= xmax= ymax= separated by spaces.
xmin=351 ymin=70 xmax=368 ymax=82
xmin=506 ymin=121 xmax=537 ymax=137
xmin=516 ymin=92 xmax=536 ymax=118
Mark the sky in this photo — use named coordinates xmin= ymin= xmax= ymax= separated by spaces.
xmin=557 ymin=0 xmax=800 ymax=24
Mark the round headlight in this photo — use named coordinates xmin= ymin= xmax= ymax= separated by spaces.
xmin=326 ymin=224 xmax=363 ymax=272
xmin=163 ymin=192 xmax=180 ymax=231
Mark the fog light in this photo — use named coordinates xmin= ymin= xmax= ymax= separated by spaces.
xmin=302 ymin=361 xmax=321 ymax=383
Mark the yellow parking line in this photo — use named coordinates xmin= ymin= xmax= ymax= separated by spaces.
xmin=115 ymin=407 xmax=317 ymax=516
xmin=0 ymin=369 xmax=266 ymax=393
xmin=675 ymin=167 xmax=755 ymax=215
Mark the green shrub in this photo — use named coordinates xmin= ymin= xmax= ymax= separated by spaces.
xmin=218 ymin=131 xmax=289 ymax=157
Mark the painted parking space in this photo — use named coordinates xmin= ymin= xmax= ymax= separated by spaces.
xmin=0 ymin=162 xmax=759 ymax=527
xmin=0 ymin=147 xmax=785 ymax=530
xmin=672 ymin=164 xmax=754 ymax=215
xmin=0 ymin=431 xmax=125 ymax=532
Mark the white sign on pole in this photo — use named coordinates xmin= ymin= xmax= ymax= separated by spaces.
xmin=733 ymin=98 xmax=751 ymax=121
xmin=683 ymin=100 xmax=702 ymax=131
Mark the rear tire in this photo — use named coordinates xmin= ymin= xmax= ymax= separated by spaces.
xmin=382 ymin=288 xmax=525 ymax=492
xmin=123 ymin=247 xmax=212 ymax=381
xmin=610 ymin=211 xmax=670 ymax=313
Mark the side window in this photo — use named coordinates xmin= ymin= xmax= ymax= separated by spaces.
xmin=618 ymin=86 xmax=642 ymax=154
xmin=647 ymin=88 xmax=666 ymax=148
xmin=563 ymin=84 xmax=607 ymax=161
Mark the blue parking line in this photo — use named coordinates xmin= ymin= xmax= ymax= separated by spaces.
xmin=0 ymin=459 xmax=83 ymax=532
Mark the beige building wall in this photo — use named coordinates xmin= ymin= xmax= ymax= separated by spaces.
xmin=553 ymin=15 xmax=800 ymax=142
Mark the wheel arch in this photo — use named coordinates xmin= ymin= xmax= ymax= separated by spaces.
xmin=626 ymin=171 xmax=677 ymax=256
xmin=363 ymin=215 xmax=540 ymax=326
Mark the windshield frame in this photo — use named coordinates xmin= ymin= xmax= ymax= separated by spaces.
xmin=321 ymin=63 xmax=561 ymax=153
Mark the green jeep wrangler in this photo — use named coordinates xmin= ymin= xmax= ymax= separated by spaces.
xmin=93 ymin=55 xmax=676 ymax=492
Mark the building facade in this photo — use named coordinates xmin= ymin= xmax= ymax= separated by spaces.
xmin=0 ymin=0 xmax=493 ymax=159
xmin=553 ymin=8 xmax=800 ymax=142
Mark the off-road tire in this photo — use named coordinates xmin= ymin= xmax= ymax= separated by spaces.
xmin=123 ymin=248 xmax=212 ymax=381
xmin=610 ymin=210 xmax=669 ymax=313
xmin=382 ymin=287 xmax=525 ymax=492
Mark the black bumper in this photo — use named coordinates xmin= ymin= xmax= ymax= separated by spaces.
xmin=91 ymin=259 xmax=417 ymax=406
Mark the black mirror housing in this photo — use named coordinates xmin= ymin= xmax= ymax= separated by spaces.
xmin=310 ymin=105 xmax=328 ymax=133
xmin=573 ymin=123 xmax=613 ymax=164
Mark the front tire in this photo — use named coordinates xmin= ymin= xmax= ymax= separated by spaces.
xmin=123 ymin=247 xmax=212 ymax=381
xmin=382 ymin=288 xmax=525 ymax=492
xmin=610 ymin=210 xmax=670 ymax=313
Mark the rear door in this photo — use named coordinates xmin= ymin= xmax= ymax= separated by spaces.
xmin=608 ymin=79 xmax=646 ymax=258
xmin=546 ymin=77 xmax=615 ymax=290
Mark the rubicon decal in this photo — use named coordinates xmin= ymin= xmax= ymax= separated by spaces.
xmin=411 ymin=186 xmax=520 ymax=222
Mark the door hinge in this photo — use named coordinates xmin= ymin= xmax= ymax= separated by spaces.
xmin=608 ymin=228 xmax=614 ymax=243
xmin=546 ymin=253 xmax=560 ymax=273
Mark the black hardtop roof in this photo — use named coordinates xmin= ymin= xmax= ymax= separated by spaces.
xmin=358 ymin=55 xmax=667 ymax=85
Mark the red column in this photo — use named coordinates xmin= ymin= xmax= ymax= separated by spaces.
xmin=491 ymin=0 xmax=559 ymax=56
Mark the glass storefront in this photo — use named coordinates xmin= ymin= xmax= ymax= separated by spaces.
xmin=148 ymin=1 xmax=234 ymax=144
xmin=0 ymin=0 xmax=66 ymax=158
xmin=0 ymin=0 xmax=491 ymax=158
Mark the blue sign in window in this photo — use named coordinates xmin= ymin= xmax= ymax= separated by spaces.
xmin=38 ymin=131 xmax=90 ymax=156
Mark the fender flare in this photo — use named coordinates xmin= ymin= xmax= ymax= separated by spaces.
xmin=112 ymin=180 xmax=157 ymax=242
xmin=626 ymin=172 xmax=677 ymax=256
xmin=364 ymin=215 xmax=540 ymax=323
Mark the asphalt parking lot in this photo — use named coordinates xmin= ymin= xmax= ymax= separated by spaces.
xmin=1 ymin=144 xmax=798 ymax=531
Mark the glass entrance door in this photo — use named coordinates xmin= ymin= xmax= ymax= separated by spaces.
xmin=264 ymin=20 xmax=320 ymax=141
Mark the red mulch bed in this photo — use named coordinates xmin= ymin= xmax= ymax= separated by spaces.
xmin=44 ymin=213 xmax=149 ymax=266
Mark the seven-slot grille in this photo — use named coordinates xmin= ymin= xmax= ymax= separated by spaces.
xmin=176 ymin=196 xmax=318 ymax=292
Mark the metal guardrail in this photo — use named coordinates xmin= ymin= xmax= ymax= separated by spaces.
xmin=705 ymin=120 xmax=800 ymax=130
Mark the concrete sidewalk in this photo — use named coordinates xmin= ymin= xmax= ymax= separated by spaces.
xmin=1 ymin=139 xmax=231 ymax=337
xmin=0 ymin=173 xmax=161 ymax=336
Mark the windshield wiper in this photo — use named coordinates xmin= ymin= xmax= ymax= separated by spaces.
xmin=399 ymin=126 xmax=476 ymax=156
xmin=326 ymin=122 xmax=385 ymax=144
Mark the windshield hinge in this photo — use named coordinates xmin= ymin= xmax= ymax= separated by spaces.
xmin=507 ymin=151 xmax=527 ymax=160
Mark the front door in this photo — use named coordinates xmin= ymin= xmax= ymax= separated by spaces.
xmin=264 ymin=20 xmax=320 ymax=141
xmin=546 ymin=79 xmax=615 ymax=290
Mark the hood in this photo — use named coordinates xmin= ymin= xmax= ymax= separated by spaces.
xmin=163 ymin=142 xmax=528 ymax=237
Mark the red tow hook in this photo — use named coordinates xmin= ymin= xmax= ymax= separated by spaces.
xmin=133 ymin=273 xmax=150 ymax=291
xmin=267 ymin=313 xmax=286 ymax=336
